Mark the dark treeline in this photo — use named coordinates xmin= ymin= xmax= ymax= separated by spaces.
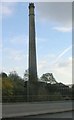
xmin=0 ymin=71 xmax=73 ymax=102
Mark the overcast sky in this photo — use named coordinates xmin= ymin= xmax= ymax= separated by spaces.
xmin=0 ymin=2 xmax=72 ymax=84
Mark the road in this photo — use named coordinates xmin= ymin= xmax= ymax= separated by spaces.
xmin=2 ymin=111 xmax=73 ymax=119
xmin=24 ymin=111 xmax=73 ymax=118
xmin=2 ymin=101 xmax=73 ymax=118
xmin=0 ymin=103 xmax=2 ymax=119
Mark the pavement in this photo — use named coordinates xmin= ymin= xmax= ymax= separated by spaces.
xmin=2 ymin=101 xmax=73 ymax=118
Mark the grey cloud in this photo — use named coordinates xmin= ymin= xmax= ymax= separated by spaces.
xmin=36 ymin=2 xmax=72 ymax=27
xmin=57 ymin=61 xmax=70 ymax=68
xmin=56 ymin=57 xmax=72 ymax=68
xmin=0 ymin=2 xmax=17 ymax=16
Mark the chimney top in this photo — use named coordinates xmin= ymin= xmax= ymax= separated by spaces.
xmin=29 ymin=3 xmax=35 ymax=9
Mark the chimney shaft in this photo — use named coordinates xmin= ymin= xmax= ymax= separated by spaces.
xmin=29 ymin=3 xmax=37 ymax=84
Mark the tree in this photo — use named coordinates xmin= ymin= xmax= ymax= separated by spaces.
xmin=0 ymin=76 xmax=2 ymax=102
xmin=2 ymin=77 xmax=13 ymax=102
xmin=37 ymin=85 xmax=49 ymax=101
xmin=72 ymin=84 xmax=74 ymax=100
xmin=8 ymin=71 xmax=26 ymax=102
xmin=1 ymin=72 xmax=7 ymax=78
xmin=40 ymin=73 xmax=57 ymax=84
xmin=24 ymin=70 xmax=29 ymax=81
xmin=9 ymin=71 xmax=19 ymax=81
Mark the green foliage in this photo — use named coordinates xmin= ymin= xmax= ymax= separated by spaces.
xmin=24 ymin=70 xmax=29 ymax=81
xmin=40 ymin=73 xmax=57 ymax=84
xmin=0 ymin=77 xmax=2 ymax=102
xmin=0 ymin=77 xmax=2 ymax=89
xmin=37 ymin=85 xmax=49 ymax=101
xmin=72 ymin=84 xmax=74 ymax=100
xmin=0 ymin=72 xmax=7 ymax=78
xmin=2 ymin=71 xmax=27 ymax=102
xmin=50 ymin=92 xmax=63 ymax=101
xmin=8 ymin=71 xmax=26 ymax=102
xmin=2 ymin=71 xmax=72 ymax=102
xmin=2 ymin=77 xmax=13 ymax=102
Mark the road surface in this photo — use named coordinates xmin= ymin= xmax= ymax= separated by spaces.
xmin=25 ymin=111 xmax=73 ymax=118
xmin=2 ymin=101 xmax=73 ymax=118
